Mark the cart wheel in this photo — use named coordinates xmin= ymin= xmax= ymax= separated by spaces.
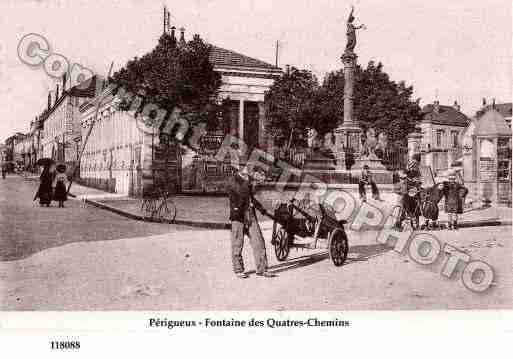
xmin=328 ymin=228 xmax=348 ymax=267
xmin=273 ymin=224 xmax=290 ymax=261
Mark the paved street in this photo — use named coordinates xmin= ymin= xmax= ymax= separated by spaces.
xmin=1 ymin=175 xmax=511 ymax=310
xmin=0 ymin=175 xmax=198 ymax=262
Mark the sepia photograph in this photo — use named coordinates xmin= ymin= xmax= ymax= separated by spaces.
xmin=0 ymin=0 xmax=512 ymax=353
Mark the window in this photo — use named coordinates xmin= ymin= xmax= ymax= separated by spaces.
xmin=451 ymin=131 xmax=458 ymax=148
xmin=436 ymin=130 xmax=443 ymax=147
xmin=497 ymin=137 xmax=511 ymax=181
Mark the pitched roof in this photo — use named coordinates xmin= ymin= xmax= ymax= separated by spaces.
xmin=475 ymin=109 xmax=511 ymax=136
xmin=422 ymin=104 xmax=470 ymax=127
xmin=66 ymin=75 xmax=100 ymax=98
xmin=209 ymin=45 xmax=278 ymax=70
xmin=482 ymin=103 xmax=512 ymax=118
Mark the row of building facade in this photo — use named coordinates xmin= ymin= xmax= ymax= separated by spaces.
xmin=2 ymin=28 xmax=511 ymax=204
xmin=2 ymin=28 xmax=282 ymax=196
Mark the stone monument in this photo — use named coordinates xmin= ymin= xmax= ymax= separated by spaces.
xmin=334 ymin=6 xmax=365 ymax=169
xmin=299 ymin=7 xmax=394 ymax=184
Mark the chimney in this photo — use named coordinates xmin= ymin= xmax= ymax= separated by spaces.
xmin=47 ymin=92 xmax=51 ymax=110
xmin=433 ymin=100 xmax=440 ymax=113
xmin=453 ymin=100 xmax=460 ymax=111
xmin=179 ymin=27 xmax=186 ymax=46
xmin=482 ymin=97 xmax=486 ymax=107
xmin=170 ymin=26 xmax=176 ymax=42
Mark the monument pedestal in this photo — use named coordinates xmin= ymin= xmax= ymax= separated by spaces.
xmin=333 ymin=124 xmax=362 ymax=170
xmin=352 ymin=153 xmax=386 ymax=171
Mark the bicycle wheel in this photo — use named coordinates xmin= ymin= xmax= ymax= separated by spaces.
xmin=158 ymin=199 xmax=177 ymax=223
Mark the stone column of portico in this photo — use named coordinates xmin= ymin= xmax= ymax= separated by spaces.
xmin=238 ymin=99 xmax=244 ymax=142
xmin=334 ymin=51 xmax=362 ymax=170
xmin=257 ymin=102 xmax=267 ymax=150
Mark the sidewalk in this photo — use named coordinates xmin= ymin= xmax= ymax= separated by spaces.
xmin=68 ymin=182 xmax=512 ymax=230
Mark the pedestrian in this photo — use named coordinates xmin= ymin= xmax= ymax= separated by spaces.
xmin=52 ymin=164 xmax=69 ymax=208
xmin=420 ymin=182 xmax=445 ymax=230
xmin=358 ymin=165 xmax=381 ymax=202
xmin=406 ymin=153 xmax=422 ymax=188
xmin=34 ymin=164 xmax=54 ymax=207
xmin=228 ymin=165 xmax=274 ymax=279
xmin=442 ymin=173 xmax=468 ymax=230
xmin=392 ymin=170 xmax=407 ymax=230
xmin=1 ymin=163 xmax=5 ymax=179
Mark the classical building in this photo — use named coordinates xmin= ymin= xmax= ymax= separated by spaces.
xmin=39 ymin=76 xmax=99 ymax=172
xmin=419 ymin=100 xmax=470 ymax=175
xmin=209 ymin=45 xmax=281 ymax=150
xmin=79 ymin=37 xmax=281 ymax=195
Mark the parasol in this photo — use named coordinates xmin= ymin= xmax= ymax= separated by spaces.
xmin=56 ymin=163 xmax=67 ymax=173
xmin=36 ymin=158 xmax=55 ymax=167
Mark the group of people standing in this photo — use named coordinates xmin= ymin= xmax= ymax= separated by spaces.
xmin=34 ymin=163 xmax=69 ymax=208
xmin=393 ymin=154 xmax=468 ymax=231
xmin=357 ymin=153 xmax=468 ymax=230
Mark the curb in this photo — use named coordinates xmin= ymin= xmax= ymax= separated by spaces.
xmin=83 ymin=198 xmax=230 ymax=230
xmin=82 ymin=197 xmax=510 ymax=231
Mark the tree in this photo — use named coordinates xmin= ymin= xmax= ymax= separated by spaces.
xmin=111 ymin=32 xmax=222 ymax=133
xmin=264 ymin=67 xmax=319 ymax=148
xmin=320 ymin=61 xmax=422 ymax=144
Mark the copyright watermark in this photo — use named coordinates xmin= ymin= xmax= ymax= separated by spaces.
xmin=17 ymin=33 xmax=94 ymax=89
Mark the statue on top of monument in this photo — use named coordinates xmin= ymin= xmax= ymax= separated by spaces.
xmin=345 ymin=6 xmax=366 ymax=53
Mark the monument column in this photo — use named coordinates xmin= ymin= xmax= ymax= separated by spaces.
xmin=334 ymin=52 xmax=362 ymax=169
xmin=333 ymin=6 xmax=364 ymax=170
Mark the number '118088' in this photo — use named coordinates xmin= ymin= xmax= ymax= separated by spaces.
xmin=50 ymin=341 xmax=80 ymax=350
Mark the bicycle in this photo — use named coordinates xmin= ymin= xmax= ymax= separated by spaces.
xmin=140 ymin=190 xmax=177 ymax=223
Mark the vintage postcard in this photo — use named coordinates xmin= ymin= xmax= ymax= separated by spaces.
xmin=0 ymin=0 xmax=511 ymax=355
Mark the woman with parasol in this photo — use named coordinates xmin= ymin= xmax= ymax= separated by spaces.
xmin=34 ymin=158 xmax=55 ymax=207
xmin=52 ymin=164 xmax=69 ymax=208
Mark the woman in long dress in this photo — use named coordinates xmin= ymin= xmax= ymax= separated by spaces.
xmin=34 ymin=165 xmax=54 ymax=207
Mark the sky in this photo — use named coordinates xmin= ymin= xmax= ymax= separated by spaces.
xmin=0 ymin=0 xmax=511 ymax=143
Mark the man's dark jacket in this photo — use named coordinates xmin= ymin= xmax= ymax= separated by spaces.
xmin=227 ymin=174 xmax=267 ymax=223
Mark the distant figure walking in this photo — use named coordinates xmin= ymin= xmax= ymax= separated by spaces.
xmin=52 ymin=164 xmax=69 ymax=208
xmin=34 ymin=164 xmax=54 ymax=207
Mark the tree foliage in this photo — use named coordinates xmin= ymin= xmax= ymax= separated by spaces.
xmin=322 ymin=61 xmax=422 ymax=144
xmin=264 ymin=67 xmax=319 ymax=148
xmin=265 ymin=61 xmax=422 ymax=146
xmin=111 ymin=32 xmax=222 ymax=129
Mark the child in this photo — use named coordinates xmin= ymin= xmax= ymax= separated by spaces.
xmin=358 ymin=165 xmax=381 ymax=202
xmin=420 ymin=183 xmax=445 ymax=230
xmin=52 ymin=164 xmax=69 ymax=208
xmin=442 ymin=173 xmax=468 ymax=230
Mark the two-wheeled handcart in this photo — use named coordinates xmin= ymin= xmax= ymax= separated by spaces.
xmin=269 ymin=199 xmax=349 ymax=267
